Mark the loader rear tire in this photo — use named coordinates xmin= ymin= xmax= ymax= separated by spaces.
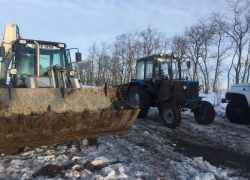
xmin=226 ymin=99 xmax=250 ymax=124
xmin=161 ymin=102 xmax=181 ymax=128
xmin=128 ymin=85 xmax=150 ymax=118
xmin=194 ymin=101 xmax=215 ymax=125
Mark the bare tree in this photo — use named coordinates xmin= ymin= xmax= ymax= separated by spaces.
xmin=184 ymin=20 xmax=209 ymax=82
xmin=139 ymin=26 xmax=168 ymax=56
xmin=213 ymin=0 xmax=250 ymax=84
xmin=210 ymin=17 xmax=232 ymax=91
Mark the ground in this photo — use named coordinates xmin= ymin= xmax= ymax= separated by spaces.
xmin=0 ymin=93 xmax=249 ymax=180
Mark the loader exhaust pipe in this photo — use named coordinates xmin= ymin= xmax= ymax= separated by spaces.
xmin=34 ymin=41 xmax=40 ymax=77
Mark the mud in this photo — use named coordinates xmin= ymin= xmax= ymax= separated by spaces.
xmin=33 ymin=159 xmax=125 ymax=178
xmin=173 ymin=139 xmax=250 ymax=177
xmin=33 ymin=161 xmax=78 ymax=178
xmin=136 ymin=116 xmax=250 ymax=178
xmin=84 ymin=160 xmax=124 ymax=172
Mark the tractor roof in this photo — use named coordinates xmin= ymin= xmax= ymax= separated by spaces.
xmin=137 ymin=53 xmax=177 ymax=62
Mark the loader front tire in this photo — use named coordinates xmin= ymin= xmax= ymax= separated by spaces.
xmin=194 ymin=101 xmax=215 ymax=125
xmin=128 ymin=85 xmax=150 ymax=118
xmin=226 ymin=99 xmax=250 ymax=124
xmin=161 ymin=102 xmax=181 ymax=128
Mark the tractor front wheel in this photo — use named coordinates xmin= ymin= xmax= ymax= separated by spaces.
xmin=128 ymin=85 xmax=150 ymax=118
xmin=161 ymin=102 xmax=181 ymax=128
xmin=194 ymin=101 xmax=215 ymax=125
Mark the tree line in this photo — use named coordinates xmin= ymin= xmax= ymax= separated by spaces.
xmin=76 ymin=0 xmax=250 ymax=93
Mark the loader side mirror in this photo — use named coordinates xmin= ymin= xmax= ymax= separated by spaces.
xmin=75 ymin=52 xmax=82 ymax=62
xmin=186 ymin=61 xmax=191 ymax=69
xmin=0 ymin=46 xmax=5 ymax=57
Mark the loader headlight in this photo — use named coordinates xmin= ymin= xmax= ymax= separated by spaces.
xmin=7 ymin=69 xmax=17 ymax=75
xmin=183 ymin=85 xmax=187 ymax=90
xmin=69 ymin=71 xmax=77 ymax=76
xmin=19 ymin=40 xmax=27 ymax=44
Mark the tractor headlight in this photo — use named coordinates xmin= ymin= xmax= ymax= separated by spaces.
xmin=58 ymin=44 xmax=65 ymax=48
xmin=183 ymin=85 xmax=187 ymax=90
xmin=173 ymin=53 xmax=179 ymax=58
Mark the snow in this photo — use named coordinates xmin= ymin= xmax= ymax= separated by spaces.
xmin=0 ymin=91 xmax=248 ymax=179
xmin=199 ymin=91 xmax=227 ymax=116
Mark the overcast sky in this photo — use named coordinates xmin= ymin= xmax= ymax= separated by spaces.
xmin=0 ymin=0 xmax=228 ymax=55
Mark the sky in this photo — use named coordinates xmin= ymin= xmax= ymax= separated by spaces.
xmin=0 ymin=0 xmax=228 ymax=56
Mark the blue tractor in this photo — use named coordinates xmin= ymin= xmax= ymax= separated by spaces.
xmin=118 ymin=53 xmax=215 ymax=128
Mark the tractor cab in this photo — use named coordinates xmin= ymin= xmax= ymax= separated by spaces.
xmin=135 ymin=53 xmax=181 ymax=82
xmin=128 ymin=53 xmax=182 ymax=102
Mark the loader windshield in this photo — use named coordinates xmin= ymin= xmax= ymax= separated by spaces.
xmin=17 ymin=44 xmax=69 ymax=77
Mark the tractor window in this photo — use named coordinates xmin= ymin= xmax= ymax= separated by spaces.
xmin=155 ymin=59 xmax=180 ymax=80
xmin=172 ymin=61 xmax=179 ymax=79
xmin=136 ymin=61 xmax=145 ymax=80
xmin=146 ymin=61 xmax=153 ymax=79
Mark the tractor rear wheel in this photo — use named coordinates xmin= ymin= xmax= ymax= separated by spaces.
xmin=128 ymin=85 xmax=150 ymax=118
xmin=194 ymin=101 xmax=215 ymax=125
xmin=226 ymin=99 xmax=250 ymax=124
xmin=161 ymin=102 xmax=181 ymax=128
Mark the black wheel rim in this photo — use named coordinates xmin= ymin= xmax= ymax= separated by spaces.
xmin=232 ymin=105 xmax=245 ymax=119
xmin=131 ymin=93 xmax=139 ymax=106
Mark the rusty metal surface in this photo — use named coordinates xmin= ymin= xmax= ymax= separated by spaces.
xmin=0 ymin=87 xmax=140 ymax=154
xmin=159 ymin=80 xmax=170 ymax=100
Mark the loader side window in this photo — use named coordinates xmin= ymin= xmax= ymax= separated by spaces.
xmin=136 ymin=61 xmax=145 ymax=80
xmin=40 ymin=54 xmax=50 ymax=76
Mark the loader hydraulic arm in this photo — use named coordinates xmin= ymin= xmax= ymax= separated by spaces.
xmin=0 ymin=24 xmax=20 ymax=85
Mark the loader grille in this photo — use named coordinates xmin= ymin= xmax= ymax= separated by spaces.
xmin=187 ymin=82 xmax=199 ymax=101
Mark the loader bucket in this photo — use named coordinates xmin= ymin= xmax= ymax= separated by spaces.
xmin=0 ymin=87 xmax=140 ymax=155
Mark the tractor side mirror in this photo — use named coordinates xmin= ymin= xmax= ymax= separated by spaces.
xmin=186 ymin=61 xmax=191 ymax=69
xmin=75 ymin=52 xmax=82 ymax=62
xmin=0 ymin=46 xmax=5 ymax=57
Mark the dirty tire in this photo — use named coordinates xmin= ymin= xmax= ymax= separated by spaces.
xmin=194 ymin=101 xmax=215 ymax=125
xmin=161 ymin=102 xmax=181 ymax=128
xmin=226 ymin=99 xmax=250 ymax=124
xmin=128 ymin=85 xmax=150 ymax=118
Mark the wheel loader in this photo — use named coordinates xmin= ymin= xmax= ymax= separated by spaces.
xmin=0 ymin=24 xmax=139 ymax=155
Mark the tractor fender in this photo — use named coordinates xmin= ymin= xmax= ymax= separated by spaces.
xmin=128 ymin=81 xmax=147 ymax=92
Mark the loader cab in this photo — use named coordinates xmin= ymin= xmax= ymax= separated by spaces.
xmin=10 ymin=39 xmax=81 ymax=88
